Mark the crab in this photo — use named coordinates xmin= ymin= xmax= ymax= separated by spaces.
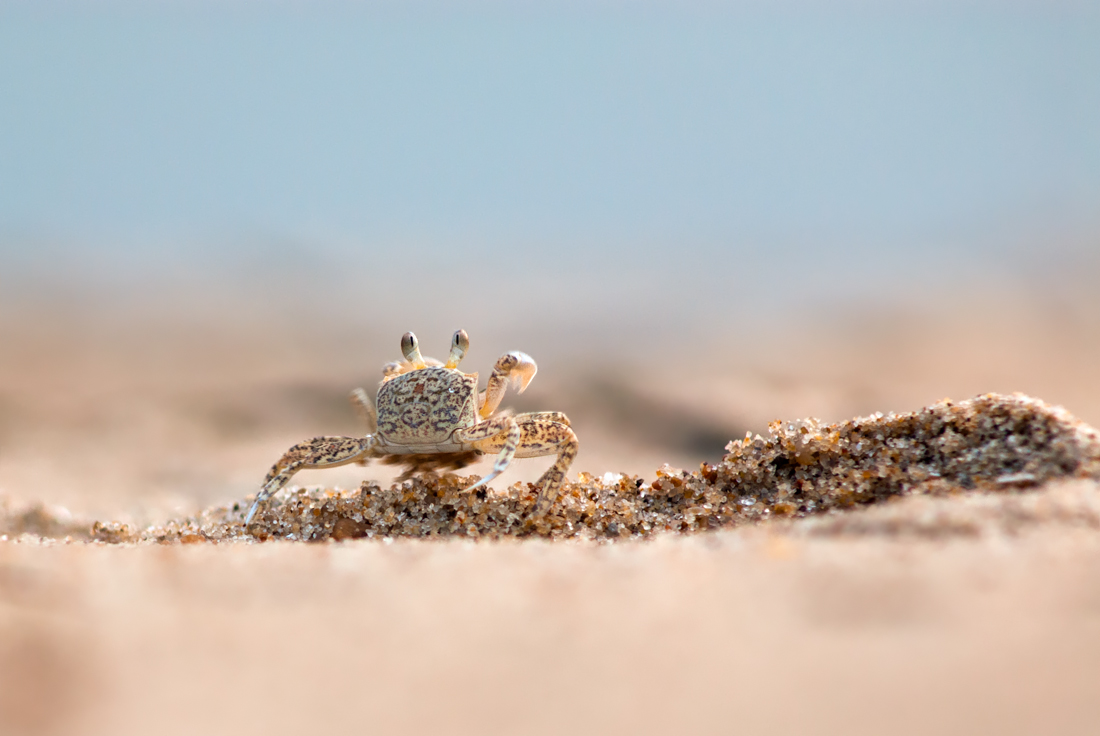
xmin=245 ymin=330 xmax=578 ymax=524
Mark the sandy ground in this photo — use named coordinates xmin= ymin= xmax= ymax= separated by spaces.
xmin=3 ymin=290 xmax=1099 ymax=520
xmin=3 ymin=482 xmax=1100 ymax=736
xmin=2 ymin=285 xmax=1100 ymax=735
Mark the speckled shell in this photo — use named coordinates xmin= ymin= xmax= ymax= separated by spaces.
xmin=375 ymin=367 xmax=480 ymax=444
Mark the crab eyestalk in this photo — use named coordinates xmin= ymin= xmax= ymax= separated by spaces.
xmin=400 ymin=331 xmax=427 ymax=369
xmin=445 ymin=329 xmax=470 ymax=369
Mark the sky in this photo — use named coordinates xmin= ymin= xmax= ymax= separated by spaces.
xmin=0 ymin=2 xmax=1097 ymax=315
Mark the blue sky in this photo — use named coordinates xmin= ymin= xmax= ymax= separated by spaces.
xmin=0 ymin=1 xmax=1097 ymax=333
xmin=2 ymin=3 xmax=1097 ymax=245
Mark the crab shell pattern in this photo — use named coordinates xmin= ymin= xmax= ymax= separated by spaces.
xmin=376 ymin=367 xmax=480 ymax=445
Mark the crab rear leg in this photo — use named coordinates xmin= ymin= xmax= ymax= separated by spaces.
xmin=455 ymin=415 xmax=522 ymax=493
xmin=349 ymin=388 xmax=377 ymax=434
xmin=470 ymin=413 xmax=578 ymax=514
xmin=246 ymin=435 xmax=376 ymax=524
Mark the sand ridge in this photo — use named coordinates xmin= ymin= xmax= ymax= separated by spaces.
xmin=4 ymin=392 xmax=1096 ymax=545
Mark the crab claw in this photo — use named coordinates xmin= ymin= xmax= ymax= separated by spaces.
xmin=479 ymin=350 xmax=539 ymax=418
xmin=505 ymin=351 xmax=537 ymax=393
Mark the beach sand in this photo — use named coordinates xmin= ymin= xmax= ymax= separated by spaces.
xmin=3 ymin=480 xmax=1100 ymax=736
xmin=2 ymin=296 xmax=1100 ymax=735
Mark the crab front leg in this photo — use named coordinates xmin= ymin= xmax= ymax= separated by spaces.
xmin=517 ymin=413 xmax=579 ymax=514
xmin=246 ymin=435 xmax=376 ymax=524
xmin=467 ymin=413 xmax=579 ymax=514
xmin=513 ymin=411 xmax=570 ymax=427
xmin=479 ymin=351 xmax=538 ymax=418
xmin=454 ymin=415 xmax=522 ymax=493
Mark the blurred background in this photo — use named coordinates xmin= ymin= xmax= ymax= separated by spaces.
xmin=1 ymin=0 xmax=1098 ymax=521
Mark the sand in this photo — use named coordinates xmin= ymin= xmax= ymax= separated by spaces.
xmin=2 ymin=392 xmax=1100 ymax=735
xmin=3 ymin=482 xmax=1100 ymax=736
xmin=3 ymin=291 xmax=1100 ymax=735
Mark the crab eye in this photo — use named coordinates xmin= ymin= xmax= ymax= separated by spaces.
xmin=445 ymin=329 xmax=470 ymax=369
xmin=452 ymin=329 xmax=469 ymax=351
xmin=400 ymin=332 xmax=420 ymax=361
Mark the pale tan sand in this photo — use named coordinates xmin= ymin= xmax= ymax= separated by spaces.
xmin=2 ymin=481 xmax=1100 ymax=736
xmin=3 ymin=294 xmax=1100 ymax=735
xmin=2 ymin=392 xmax=1100 ymax=735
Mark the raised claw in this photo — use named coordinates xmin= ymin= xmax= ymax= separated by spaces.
xmin=505 ymin=352 xmax=537 ymax=393
xmin=480 ymin=351 xmax=538 ymax=418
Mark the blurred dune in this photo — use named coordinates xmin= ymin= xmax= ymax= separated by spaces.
xmin=1 ymin=244 xmax=1098 ymax=519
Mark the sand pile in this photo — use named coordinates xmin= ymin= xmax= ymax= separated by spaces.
xmin=28 ymin=392 xmax=1082 ymax=544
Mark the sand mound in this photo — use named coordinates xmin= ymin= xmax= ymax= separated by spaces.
xmin=15 ymin=392 xmax=1075 ymax=544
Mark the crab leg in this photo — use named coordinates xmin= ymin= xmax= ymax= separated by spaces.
xmin=479 ymin=351 xmax=537 ymax=418
xmin=471 ymin=414 xmax=578 ymax=514
xmin=349 ymin=388 xmax=377 ymax=434
xmin=512 ymin=411 xmax=570 ymax=427
xmin=525 ymin=421 xmax=579 ymax=515
xmin=246 ymin=435 xmax=376 ymax=524
xmin=454 ymin=415 xmax=522 ymax=493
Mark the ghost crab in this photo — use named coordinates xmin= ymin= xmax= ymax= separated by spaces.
xmin=245 ymin=330 xmax=578 ymax=525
